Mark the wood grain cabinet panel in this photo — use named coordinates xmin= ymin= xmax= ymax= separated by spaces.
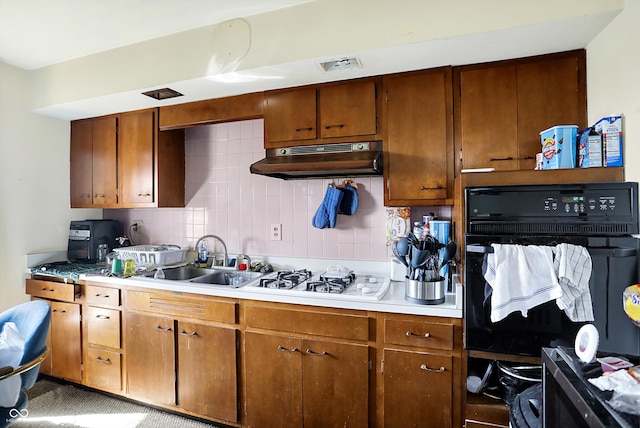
xmin=85 ymin=284 xmax=120 ymax=307
xmin=86 ymin=306 xmax=120 ymax=349
xmin=26 ymin=279 xmax=78 ymax=302
xmin=177 ymin=322 xmax=238 ymax=422
xmin=264 ymin=88 xmax=317 ymax=144
xmin=383 ymin=67 xmax=454 ymax=206
xmin=86 ymin=348 xmax=122 ymax=391
xmin=455 ymin=50 xmax=586 ymax=173
xmin=319 ymin=80 xmax=377 ymax=139
xmin=50 ymin=301 xmax=82 ymax=382
xmin=70 ymin=116 xmax=118 ymax=208
xmin=384 ymin=318 xmax=454 ymax=351
xmin=125 ymin=312 xmax=176 ymax=406
xmin=383 ymin=349 xmax=453 ymax=428
xmin=244 ymin=331 xmax=368 ymax=428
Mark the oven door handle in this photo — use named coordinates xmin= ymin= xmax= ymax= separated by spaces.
xmin=466 ymin=244 xmax=493 ymax=254
xmin=467 ymin=244 xmax=636 ymax=258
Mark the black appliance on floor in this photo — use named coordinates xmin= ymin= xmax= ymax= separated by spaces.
xmin=464 ymin=182 xmax=639 ymax=358
xmin=68 ymin=219 xmax=122 ymax=263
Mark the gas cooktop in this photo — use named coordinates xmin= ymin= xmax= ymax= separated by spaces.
xmin=245 ymin=267 xmax=390 ymax=301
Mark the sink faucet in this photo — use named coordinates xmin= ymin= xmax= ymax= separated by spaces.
xmin=194 ymin=235 xmax=228 ymax=267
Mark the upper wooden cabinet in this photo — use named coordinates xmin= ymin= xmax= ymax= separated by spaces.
xmin=383 ymin=67 xmax=454 ymax=206
xmin=454 ymin=50 xmax=586 ymax=173
xmin=70 ymin=116 xmax=118 ymax=208
xmin=70 ymin=108 xmax=185 ymax=209
xmin=264 ymin=78 xmax=381 ymax=148
xmin=159 ymin=92 xmax=264 ymax=130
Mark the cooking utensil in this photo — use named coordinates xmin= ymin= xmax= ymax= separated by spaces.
xmin=440 ymin=241 xmax=457 ymax=268
xmin=393 ymin=238 xmax=410 ymax=267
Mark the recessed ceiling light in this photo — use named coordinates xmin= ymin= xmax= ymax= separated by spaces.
xmin=319 ymin=57 xmax=362 ymax=73
xmin=142 ymin=88 xmax=183 ymax=100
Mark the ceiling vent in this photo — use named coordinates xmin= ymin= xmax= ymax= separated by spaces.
xmin=319 ymin=57 xmax=362 ymax=73
xmin=142 ymin=88 xmax=183 ymax=100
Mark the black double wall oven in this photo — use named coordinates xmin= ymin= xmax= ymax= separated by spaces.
xmin=464 ymin=182 xmax=640 ymax=358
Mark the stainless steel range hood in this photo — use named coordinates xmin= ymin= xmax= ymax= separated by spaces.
xmin=250 ymin=141 xmax=383 ymax=180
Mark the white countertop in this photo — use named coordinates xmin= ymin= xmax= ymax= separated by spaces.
xmin=81 ymin=273 xmax=463 ymax=318
xmin=26 ymin=252 xmax=463 ymax=318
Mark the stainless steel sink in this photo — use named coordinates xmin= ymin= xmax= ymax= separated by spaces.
xmin=148 ymin=266 xmax=216 ymax=280
xmin=191 ymin=271 xmax=263 ymax=287
xmin=143 ymin=265 xmax=263 ymax=287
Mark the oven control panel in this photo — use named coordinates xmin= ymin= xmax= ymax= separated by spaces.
xmin=466 ymin=182 xmax=639 ymax=235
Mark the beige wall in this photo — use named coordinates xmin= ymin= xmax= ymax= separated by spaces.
xmin=587 ymin=0 xmax=640 ymax=185
xmin=0 ymin=62 xmax=100 ymax=311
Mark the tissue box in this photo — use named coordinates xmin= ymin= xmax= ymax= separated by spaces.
xmin=594 ymin=115 xmax=623 ymax=167
xmin=540 ymin=125 xmax=578 ymax=169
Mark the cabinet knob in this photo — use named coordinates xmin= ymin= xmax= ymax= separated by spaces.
xmin=406 ymin=331 xmax=430 ymax=338
xmin=420 ymin=364 xmax=446 ymax=373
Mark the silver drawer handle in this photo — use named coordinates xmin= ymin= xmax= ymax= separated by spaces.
xmin=306 ymin=349 xmax=328 ymax=356
xmin=406 ymin=331 xmax=430 ymax=338
xmin=180 ymin=330 xmax=198 ymax=337
xmin=95 ymin=315 xmax=110 ymax=320
xmin=420 ymin=364 xmax=445 ymax=373
xmin=277 ymin=345 xmax=299 ymax=353
xmin=96 ymin=356 xmax=112 ymax=364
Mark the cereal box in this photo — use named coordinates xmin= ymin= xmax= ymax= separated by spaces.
xmin=594 ymin=115 xmax=623 ymax=167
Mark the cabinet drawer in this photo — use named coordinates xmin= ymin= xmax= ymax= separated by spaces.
xmin=87 ymin=306 xmax=121 ymax=348
xmin=384 ymin=318 xmax=454 ymax=351
xmin=86 ymin=347 xmax=122 ymax=391
xmin=126 ymin=290 xmax=236 ymax=324
xmin=26 ymin=279 xmax=78 ymax=302
xmin=86 ymin=284 xmax=121 ymax=307
xmin=245 ymin=304 xmax=369 ymax=341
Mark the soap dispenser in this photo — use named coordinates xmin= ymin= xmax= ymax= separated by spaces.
xmin=198 ymin=242 xmax=208 ymax=267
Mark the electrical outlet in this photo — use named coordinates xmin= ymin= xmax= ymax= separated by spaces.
xmin=271 ymin=224 xmax=282 ymax=241
xmin=132 ymin=220 xmax=143 ymax=232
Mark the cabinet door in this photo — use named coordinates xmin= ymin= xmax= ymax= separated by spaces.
xmin=385 ymin=68 xmax=453 ymax=204
xmin=516 ymin=53 xmax=586 ymax=169
xmin=50 ymin=301 xmax=82 ymax=382
xmin=177 ymin=322 xmax=238 ymax=423
xmin=91 ymin=116 xmax=118 ymax=206
xmin=383 ymin=348 xmax=453 ymax=428
xmin=319 ymin=80 xmax=377 ymax=139
xmin=85 ymin=347 xmax=122 ymax=392
xmin=86 ymin=306 xmax=120 ymax=349
xmin=244 ymin=331 xmax=303 ymax=428
xmin=70 ymin=119 xmax=93 ymax=207
xmin=458 ymin=64 xmax=518 ymax=171
xmin=125 ymin=312 xmax=175 ymax=405
xmin=302 ymin=339 xmax=369 ymax=428
xmin=264 ymin=88 xmax=317 ymax=145
xmin=119 ymin=109 xmax=155 ymax=206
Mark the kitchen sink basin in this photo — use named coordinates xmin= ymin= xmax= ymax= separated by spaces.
xmin=149 ymin=266 xmax=216 ymax=280
xmin=142 ymin=265 xmax=264 ymax=287
xmin=191 ymin=271 xmax=263 ymax=287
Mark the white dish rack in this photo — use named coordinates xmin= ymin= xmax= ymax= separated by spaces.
xmin=113 ymin=245 xmax=187 ymax=268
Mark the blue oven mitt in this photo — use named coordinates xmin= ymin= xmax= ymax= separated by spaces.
xmin=339 ymin=182 xmax=358 ymax=215
xmin=312 ymin=186 xmax=343 ymax=229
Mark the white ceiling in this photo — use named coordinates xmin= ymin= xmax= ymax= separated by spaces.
xmin=0 ymin=0 xmax=312 ymax=70
xmin=0 ymin=0 xmax=626 ymax=120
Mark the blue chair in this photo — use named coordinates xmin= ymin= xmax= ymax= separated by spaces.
xmin=0 ymin=300 xmax=51 ymax=428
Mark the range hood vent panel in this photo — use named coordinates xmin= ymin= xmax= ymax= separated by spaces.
xmin=250 ymin=141 xmax=383 ymax=180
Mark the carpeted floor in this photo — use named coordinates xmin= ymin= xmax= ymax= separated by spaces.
xmin=13 ymin=378 xmax=228 ymax=428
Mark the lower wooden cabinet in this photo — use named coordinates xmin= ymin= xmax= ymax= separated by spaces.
xmin=26 ymin=279 xmax=83 ymax=382
xmin=85 ymin=348 xmax=122 ymax=391
xmin=50 ymin=301 xmax=83 ymax=382
xmin=382 ymin=348 xmax=453 ymax=427
xmin=125 ymin=312 xmax=176 ymax=405
xmin=125 ymin=292 xmax=239 ymax=424
xmin=379 ymin=313 xmax=463 ymax=427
